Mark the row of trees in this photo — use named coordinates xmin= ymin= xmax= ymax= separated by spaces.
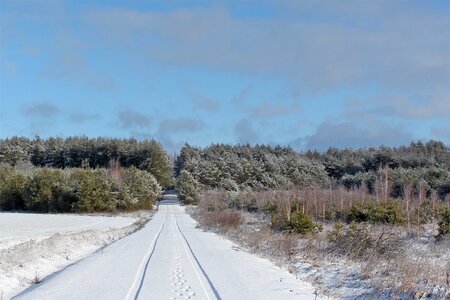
xmin=308 ymin=140 xmax=450 ymax=178
xmin=0 ymin=136 xmax=173 ymax=188
xmin=341 ymin=166 xmax=450 ymax=199
xmin=174 ymin=142 xmax=450 ymax=203
xmin=175 ymin=144 xmax=329 ymax=191
xmin=0 ymin=165 xmax=162 ymax=213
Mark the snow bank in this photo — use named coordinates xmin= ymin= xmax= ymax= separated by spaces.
xmin=0 ymin=212 xmax=150 ymax=299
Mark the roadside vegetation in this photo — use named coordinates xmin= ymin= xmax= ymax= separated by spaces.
xmin=1 ymin=136 xmax=449 ymax=297
xmin=176 ymin=141 xmax=450 ymax=299
xmin=0 ymin=137 xmax=173 ymax=213
xmin=0 ymin=136 xmax=173 ymax=188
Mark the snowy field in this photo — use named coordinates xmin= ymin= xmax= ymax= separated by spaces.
xmin=0 ymin=213 xmax=136 ymax=250
xmin=0 ymin=212 xmax=149 ymax=299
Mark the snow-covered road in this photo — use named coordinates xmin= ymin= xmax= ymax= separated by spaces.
xmin=15 ymin=195 xmax=322 ymax=300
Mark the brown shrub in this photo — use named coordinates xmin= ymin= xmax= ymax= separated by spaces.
xmin=199 ymin=209 xmax=242 ymax=230
xmin=245 ymin=229 xmax=273 ymax=252
xmin=327 ymin=222 xmax=403 ymax=261
xmin=271 ymin=234 xmax=298 ymax=259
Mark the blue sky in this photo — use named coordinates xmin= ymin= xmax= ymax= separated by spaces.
xmin=1 ymin=0 xmax=449 ymax=153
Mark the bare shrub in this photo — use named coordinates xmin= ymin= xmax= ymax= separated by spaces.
xmin=327 ymin=222 xmax=403 ymax=261
xmin=192 ymin=189 xmax=449 ymax=299
xmin=370 ymin=243 xmax=450 ymax=299
xmin=31 ymin=269 xmax=41 ymax=284
xmin=108 ymin=159 xmax=125 ymax=185
xmin=327 ymin=222 xmax=373 ymax=259
xmin=245 ymin=229 xmax=273 ymax=252
xmin=271 ymin=234 xmax=298 ymax=259
xmin=198 ymin=189 xmax=227 ymax=211
xmin=198 ymin=209 xmax=242 ymax=230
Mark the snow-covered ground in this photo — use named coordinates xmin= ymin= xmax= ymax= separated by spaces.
xmin=0 ymin=212 xmax=136 ymax=250
xmin=0 ymin=212 xmax=149 ymax=299
xmin=12 ymin=198 xmax=323 ymax=300
xmin=189 ymin=209 xmax=450 ymax=299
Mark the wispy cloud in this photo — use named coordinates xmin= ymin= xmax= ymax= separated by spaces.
xmin=22 ymin=102 xmax=60 ymax=118
xmin=191 ymin=92 xmax=220 ymax=113
xmin=298 ymin=121 xmax=413 ymax=151
xmin=2 ymin=60 xmax=18 ymax=75
xmin=68 ymin=112 xmax=101 ymax=124
xmin=370 ymin=90 xmax=450 ymax=120
xmin=231 ymin=86 xmax=252 ymax=105
xmin=40 ymin=51 xmax=116 ymax=91
xmin=234 ymin=119 xmax=261 ymax=144
xmin=249 ymin=101 xmax=300 ymax=118
xmin=85 ymin=4 xmax=450 ymax=96
xmin=117 ymin=110 xmax=152 ymax=129
xmin=158 ymin=117 xmax=203 ymax=136
xmin=290 ymin=99 xmax=415 ymax=150
xmin=431 ymin=127 xmax=450 ymax=144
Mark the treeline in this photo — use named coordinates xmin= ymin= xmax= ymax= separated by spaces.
xmin=307 ymin=140 xmax=450 ymax=176
xmin=309 ymin=140 xmax=450 ymax=199
xmin=0 ymin=136 xmax=173 ymax=188
xmin=0 ymin=136 xmax=172 ymax=213
xmin=175 ymin=141 xmax=450 ymax=201
xmin=175 ymin=144 xmax=329 ymax=190
xmin=0 ymin=165 xmax=162 ymax=213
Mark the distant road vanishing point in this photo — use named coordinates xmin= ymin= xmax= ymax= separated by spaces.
xmin=15 ymin=191 xmax=322 ymax=300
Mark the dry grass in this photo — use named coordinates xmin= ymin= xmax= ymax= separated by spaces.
xmin=244 ymin=229 xmax=273 ymax=251
xmin=271 ymin=234 xmax=298 ymax=260
xmin=198 ymin=209 xmax=242 ymax=230
xmin=368 ymin=241 xmax=450 ymax=298
xmin=201 ymin=187 xmax=450 ymax=228
xmin=189 ymin=195 xmax=450 ymax=299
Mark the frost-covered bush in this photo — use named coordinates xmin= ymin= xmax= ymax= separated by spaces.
xmin=327 ymin=222 xmax=403 ymax=260
xmin=327 ymin=222 xmax=374 ymax=258
xmin=176 ymin=170 xmax=200 ymax=204
xmin=218 ymin=178 xmax=239 ymax=191
xmin=0 ymin=166 xmax=162 ymax=213
xmin=125 ymin=167 xmax=162 ymax=209
xmin=0 ymin=136 xmax=173 ymax=188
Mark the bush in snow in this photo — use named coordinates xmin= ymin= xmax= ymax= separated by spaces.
xmin=125 ymin=167 xmax=162 ymax=209
xmin=0 ymin=136 xmax=173 ymax=189
xmin=176 ymin=170 xmax=200 ymax=204
xmin=272 ymin=209 xmax=322 ymax=235
xmin=0 ymin=166 xmax=162 ymax=213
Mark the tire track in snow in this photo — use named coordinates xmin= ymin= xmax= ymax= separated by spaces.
xmin=125 ymin=210 xmax=168 ymax=300
xmin=172 ymin=206 xmax=222 ymax=300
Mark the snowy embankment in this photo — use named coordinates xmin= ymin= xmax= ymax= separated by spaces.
xmin=0 ymin=212 xmax=151 ymax=299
